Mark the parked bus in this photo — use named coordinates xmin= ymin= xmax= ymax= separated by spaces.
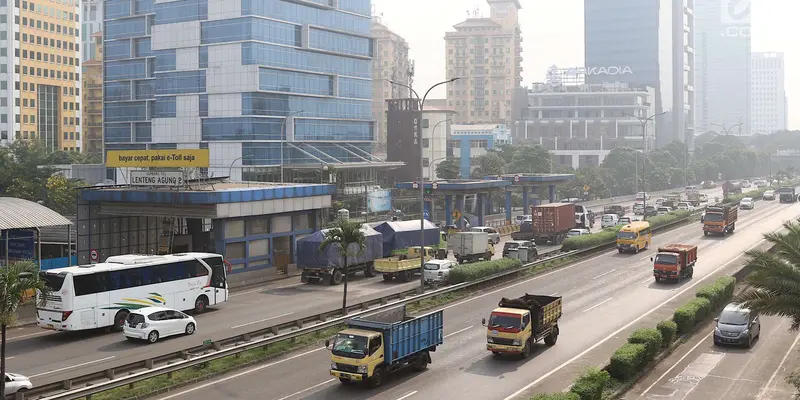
xmin=36 ymin=252 xmax=228 ymax=332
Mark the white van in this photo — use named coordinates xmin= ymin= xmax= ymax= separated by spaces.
xmin=601 ymin=214 xmax=619 ymax=229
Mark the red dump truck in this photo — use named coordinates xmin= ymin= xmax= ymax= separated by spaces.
xmin=652 ymin=244 xmax=697 ymax=283
xmin=702 ymin=203 xmax=738 ymax=236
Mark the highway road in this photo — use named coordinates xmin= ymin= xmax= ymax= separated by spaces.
xmin=151 ymin=194 xmax=797 ymax=400
xmin=628 ymin=315 xmax=800 ymax=400
xmin=4 ymin=188 xmax=723 ymax=386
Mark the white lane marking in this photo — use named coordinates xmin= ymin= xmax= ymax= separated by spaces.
xmin=7 ymin=357 xmax=14 ymax=360
xmin=230 ymin=312 xmax=294 ymax=329
xmin=583 ymin=298 xmax=613 ymax=313
xmin=757 ymin=328 xmax=800 ymax=399
xmin=445 ymin=326 xmax=473 ymax=338
xmin=640 ymin=277 xmax=654 ymax=285
xmin=503 ymin=234 xmax=774 ymax=400
xmin=7 ymin=330 xmax=50 ymax=341
xmin=592 ymin=269 xmax=617 ymax=280
xmin=640 ymin=330 xmax=713 ymax=396
xmin=231 ymin=282 xmax=305 ymax=297
xmin=29 ymin=356 xmax=116 ymax=378
xmin=640 ymin=253 xmax=654 ymax=261
xmin=396 ymin=391 xmax=418 ymax=400
xmin=275 ymin=379 xmax=335 ymax=400
xmin=157 ymin=347 xmax=327 ymax=400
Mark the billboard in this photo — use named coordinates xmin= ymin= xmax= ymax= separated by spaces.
xmin=1 ymin=229 xmax=35 ymax=262
xmin=130 ymin=171 xmax=185 ymax=186
xmin=106 ymin=149 xmax=210 ymax=168
xmin=386 ymin=99 xmax=422 ymax=182
xmin=367 ymin=190 xmax=392 ymax=213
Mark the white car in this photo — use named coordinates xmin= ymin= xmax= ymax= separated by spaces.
xmin=676 ymin=202 xmax=694 ymax=211
xmin=635 ymin=192 xmax=650 ymax=201
xmin=567 ymin=228 xmax=590 ymax=237
xmin=633 ymin=202 xmax=645 ymax=215
xmin=123 ymin=306 xmax=197 ymax=344
xmin=471 ymin=226 xmax=500 ymax=244
xmin=657 ymin=206 xmax=672 ymax=216
xmin=740 ymin=197 xmax=755 ymax=210
xmin=4 ymin=373 xmax=32 ymax=395
xmin=763 ymin=190 xmax=776 ymax=200
xmin=423 ymin=259 xmax=458 ymax=283
xmin=617 ymin=216 xmax=633 ymax=226
xmin=601 ymin=214 xmax=619 ymax=228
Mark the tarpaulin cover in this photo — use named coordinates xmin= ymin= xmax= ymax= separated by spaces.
xmin=373 ymin=219 xmax=440 ymax=257
xmin=296 ymin=224 xmax=384 ymax=269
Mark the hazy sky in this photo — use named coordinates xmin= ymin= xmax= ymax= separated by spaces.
xmin=373 ymin=0 xmax=798 ymax=129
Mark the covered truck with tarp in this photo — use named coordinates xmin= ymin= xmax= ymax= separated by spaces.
xmin=373 ymin=220 xmax=440 ymax=257
xmin=298 ymin=224 xmax=383 ymax=285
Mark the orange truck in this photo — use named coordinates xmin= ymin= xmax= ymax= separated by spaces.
xmin=651 ymin=244 xmax=697 ymax=283
xmin=703 ymin=203 xmax=738 ymax=236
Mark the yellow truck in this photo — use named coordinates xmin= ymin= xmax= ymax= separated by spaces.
xmin=482 ymin=294 xmax=562 ymax=358
xmin=374 ymin=246 xmax=437 ymax=282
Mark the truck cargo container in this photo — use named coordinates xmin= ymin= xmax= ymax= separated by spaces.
xmin=523 ymin=203 xmax=576 ymax=245
xmin=373 ymin=220 xmax=440 ymax=258
xmin=703 ymin=203 xmax=738 ymax=236
xmin=778 ymin=186 xmax=797 ymax=203
xmin=297 ymin=224 xmax=383 ymax=285
xmin=652 ymin=244 xmax=697 ymax=282
xmin=483 ymin=294 xmax=561 ymax=358
xmin=327 ymin=306 xmax=443 ymax=388
xmin=447 ymin=232 xmax=494 ymax=263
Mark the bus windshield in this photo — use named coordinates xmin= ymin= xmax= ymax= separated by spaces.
xmin=617 ymin=232 xmax=637 ymax=240
xmin=39 ymin=272 xmax=65 ymax=291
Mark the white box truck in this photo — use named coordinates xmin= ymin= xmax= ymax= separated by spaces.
xmin=447 ymin=232 xmax=494 ymax=263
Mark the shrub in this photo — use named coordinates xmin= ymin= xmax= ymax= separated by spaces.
xmin=608 ymin=342 xmax=648 ymax=381
xmin=628 ymin=328 xmax=663 ymax=361
xmin=657 ymin=320 xmax=678 ymax=347
xmin=673 ymin=302 xmax=699 ymax=335
xmin=648 ymin=210 xmax=692 ymax=229
xmin=448 ymin=258 xmax=523 ymax=284
xmin=696 ymin=283 xmax=725 ymax=308
xmin=570 ymin=367 xmax=611 ymax=400
xmin=689 ymin=297 xmax=713 ymax=321
xmin=531 ymin=394 xmax=580 ymax=400
xmin=561 ymin=227 xmax=620 ymax=251
xmin=715 ymin=276 xmax=736 ymax=299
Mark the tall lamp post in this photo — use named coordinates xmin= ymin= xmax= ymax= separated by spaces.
xmin=623 ymin=111 xmax=667 ymax=220
xmin=280 ymin=110 xmax=305 ymax=183
xmin=389 ymin=77 xmax=459 ymax=290
xmin=429 ymin=118 xmax=451 ymax=180
xmin=710 ymin=122 xmax=744 ymax=136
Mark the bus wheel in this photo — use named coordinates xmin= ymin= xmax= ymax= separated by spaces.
xmin=194 ymin=296 xmax=208 ymax=314
xmin=113 ymin=310 xmax=129 ymax=332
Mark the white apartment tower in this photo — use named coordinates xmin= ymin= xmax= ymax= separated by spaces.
xmin=80 ymin=0 xmax=103 ymax=61
xmin=751 ymin=52 xmax=787 ymax=134
xmin=371 ymin=18 xmax=412 ymax=158
xmin=445 ymin=0 xmax=523 ymax=125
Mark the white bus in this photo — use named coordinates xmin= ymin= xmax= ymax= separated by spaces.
xmin=37 ymin=252 xmax=228 ymax=332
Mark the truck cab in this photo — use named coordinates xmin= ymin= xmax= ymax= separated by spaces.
xmin=483 ymin=294 xmax=561 ymax=358
xmin=329 ymin=328 xmax=385 ymax=383
xmin=652 ymin=244 xmax=697 ymax=283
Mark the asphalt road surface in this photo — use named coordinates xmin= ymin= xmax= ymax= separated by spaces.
xmin=5 ymin=188 xmax=724 ymax=386
xmin=628 ymin=315 xmax=800 ymax=400
xmin=152 ymin=196 xmax=799 ymax=400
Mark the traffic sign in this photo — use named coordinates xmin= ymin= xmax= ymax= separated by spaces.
xmin=431 ymin=182 xmax=439 ymax=190
xmin=514 ymin=175 xmax=521 ymax=183
xmin=412 ymin=181 xmax=419 ymax=189
xmin=583 ymin=185 xmax=590 ymax=192
xmin=423 ymin=209 xmax=430 ymax=219
xmin=423 ymin=196 xmax=437 ymax=202
xmin=90 ymin=249 xmax=99 ymax=262
xmin=452 ymin=209 xmax=462 ymax=220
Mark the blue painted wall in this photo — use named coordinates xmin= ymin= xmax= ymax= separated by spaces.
xmin=452 ymin=134 xmax=496 ymax=178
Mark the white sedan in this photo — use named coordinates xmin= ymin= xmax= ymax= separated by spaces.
xmin=4 ymin=373 xmax=32 ymax=395
xmin=740 ymin=197 xmax=755 ymax=210
xmin=567 ymin=228 xmax=590 ymax=237
xmin=123 ymin=306 xmax=197 ymax=344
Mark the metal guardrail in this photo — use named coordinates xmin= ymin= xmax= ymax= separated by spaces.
xmin=24 ymin=212 xmax=701 ymax=400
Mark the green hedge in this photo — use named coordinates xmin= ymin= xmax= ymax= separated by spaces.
xmin=608 ymin=342 xmax=648 ymax=381
xmin=569 ymin=367 xmax=611 ymax=400
xmin=695 ymin=276 xmax=736 ymax=308
xmin=674 ymin=297 xmax=713 ymax=335
xmin=448 ymin=258 xmax=523 ymax=284
xmin=628 ymin=328 xmax=663 ymax=361
xmin=725 ymin=188 xmax=767 ymax=203
xmin=648 ymin=210 xmax=692 ymax=228
xmin=656 ymin=320 xmax=678 ymax=347
xmin=531 ymin=394 xmax=580 ymax=400
xmin=561 ymin=211 xmax=692 ymax=251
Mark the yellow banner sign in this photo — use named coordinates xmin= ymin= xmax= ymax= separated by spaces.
xmin=106 ymin=149 xmax=210 ymax=168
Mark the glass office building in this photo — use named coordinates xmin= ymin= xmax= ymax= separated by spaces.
xmin=103 ymin=0 xmax=379 ymax=181
xmin=584 ymin=0 xmax=695 ymax=149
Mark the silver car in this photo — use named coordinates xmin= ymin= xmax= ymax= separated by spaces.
xmin=4 ymin=373 xmax=32 ymax=395
xmin=423 ymin=260 xmax=458 ymax=283
xmin=471 ymin=226 xmax=501 ymax=244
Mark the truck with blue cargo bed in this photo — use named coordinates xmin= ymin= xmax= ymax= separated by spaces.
xmin=297 ymin=224 xmax=383 ymax=285
xmin=372 ymin=220 xmax=441 ymax=282
xmin=327 ymin=306 xmax=444 ymax=388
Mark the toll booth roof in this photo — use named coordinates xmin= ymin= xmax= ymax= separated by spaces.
xmin=395 ymin=179 xmax=510 ymax=191
xmin=484 ymin=173 xmax=576 ymax=184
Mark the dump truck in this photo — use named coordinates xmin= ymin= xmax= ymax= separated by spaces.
xmin=483 ymin=294 xmax=562 ymax=358
xmin=703 ymin=203 xmax=738 ymax=236
xmin=528 ymin=203 xmax=576 ymax=245
xmin=778 ymin=186 xmax=797 ymax=203
xmin=327 ymin=306 xmax=443 ymax=388
xmin=297 ymin=224 xmax=384 ymax=285
xmin=375 ymin=246 xmax=438 ymax=282
xmin=447 ymin=231 xmax=494 ymax=263
xmin=652 ymin=244 xmax=697 ymax=283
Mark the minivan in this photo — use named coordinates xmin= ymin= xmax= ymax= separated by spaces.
xmin=601 ymin=214 xmax=619 ymax=228
xmin=714 ymin=303 xmax=760 ymax=347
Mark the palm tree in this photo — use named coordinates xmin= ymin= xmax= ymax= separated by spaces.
xmin=320 ymin=219 xmax=367 ymax=315
xmin=0 ymin=261 xmax=49 ymax=397
xmin=735 ymin=218 xmax=800 ymax=330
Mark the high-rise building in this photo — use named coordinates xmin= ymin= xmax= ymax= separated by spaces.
xmin=695 ymin=0 xmax=751 ymax=135
xmin=371 ymin=18 xmax=412 ymax=158
xmin=751 ymin=52 xmax=787 ymax=134
xmin=445 ymin=0 xmax=523 ymax=125
xmin=82 ymin=31 xmax=102 ymax=154
xmin=80 ymin=0 xmax=103 ymax=61
xmin=0 ymin=0 xmax=83 ymax=151
xmin=584 ymin=0 xmax=695 ymax=149
xmin=104 ymin=0 xmax=393 ymax=183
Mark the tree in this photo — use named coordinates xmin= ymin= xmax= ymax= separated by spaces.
xmin=0 ymin=261 xmax=49 ymax=398
xmin=508 ymin=145 xmax=552 ymax=174
xmin=44 ymin=175 xmax=83 ymax=215
xmin=735 ymin=218 xmax=800 ymax=330
xmin=319 ymin=219 xmax=367 ymax=315
xmin=435 ymin=158 xmax=461 ymax=180
xmin=470 ymin=152 xmax=505 ymax=178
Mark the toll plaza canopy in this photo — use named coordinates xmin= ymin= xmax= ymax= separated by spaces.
xmin=0 ymin=197 xmax=73 ymax=266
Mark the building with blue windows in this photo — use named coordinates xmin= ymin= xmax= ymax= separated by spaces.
xmin=103 ymin=0 xmax=399 ymax=183
xmin=450 ymin=124 xmax=512 ymax=178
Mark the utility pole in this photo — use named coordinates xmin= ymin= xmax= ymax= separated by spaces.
xmin=623 ymin=111 xmax=667 ymax=220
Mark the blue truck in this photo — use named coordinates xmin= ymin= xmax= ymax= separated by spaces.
xmin=326 ymin=305 xmax=444 ymax=388
xmin=296 ymin=224 xmax=384 ymax=285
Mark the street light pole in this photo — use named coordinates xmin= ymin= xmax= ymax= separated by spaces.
xmin=280 ymin=110 xmax=305 ymax=183
xmin=389 ymin=78 xmax=459 ymax=290
xmin=623 ymin=111 xmax=667 ymax=220
xmin=228 ymin=155 xmax=251 ymax=181
xmin=429 ymin=119 xmax=451 ymax=180
xmin=710 ymin=122 xmax=744 ymax=136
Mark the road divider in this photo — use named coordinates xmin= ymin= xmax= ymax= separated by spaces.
xmin=561 ymin=211 xmax=693 ymax=251
xmin=449 ymin=258 xmax=523 ymax=284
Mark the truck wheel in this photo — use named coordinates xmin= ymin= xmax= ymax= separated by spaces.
xmin=520 ymin=340 xmax=532 ymax=359
xmin=688 ymin=266 xmax=694 ymax=279
xmin=544 ymin=325 xmax=559 ymax=346
xmin=364 ymin=263 xmax=376 ymax=277
xmin=369 ymin=367 xmax=386 ymax=388
xmin=382 ymin=274 xmax=393 ymax=281
xmin=412 ymin=352 xmax=429 ymax=371
xmin=704 ymin=231 xmax=709 ymax=236
xmin=400 ymin=270 xmax=412 ymax=282
xmin=330 ymin=270 xmax=343 ymax=285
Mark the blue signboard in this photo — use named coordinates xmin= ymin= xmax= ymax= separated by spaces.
xmin=367 ymin=190 xmax=393 ymax=213
xmin=2 ymin=229 xmax=35 ymax=261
